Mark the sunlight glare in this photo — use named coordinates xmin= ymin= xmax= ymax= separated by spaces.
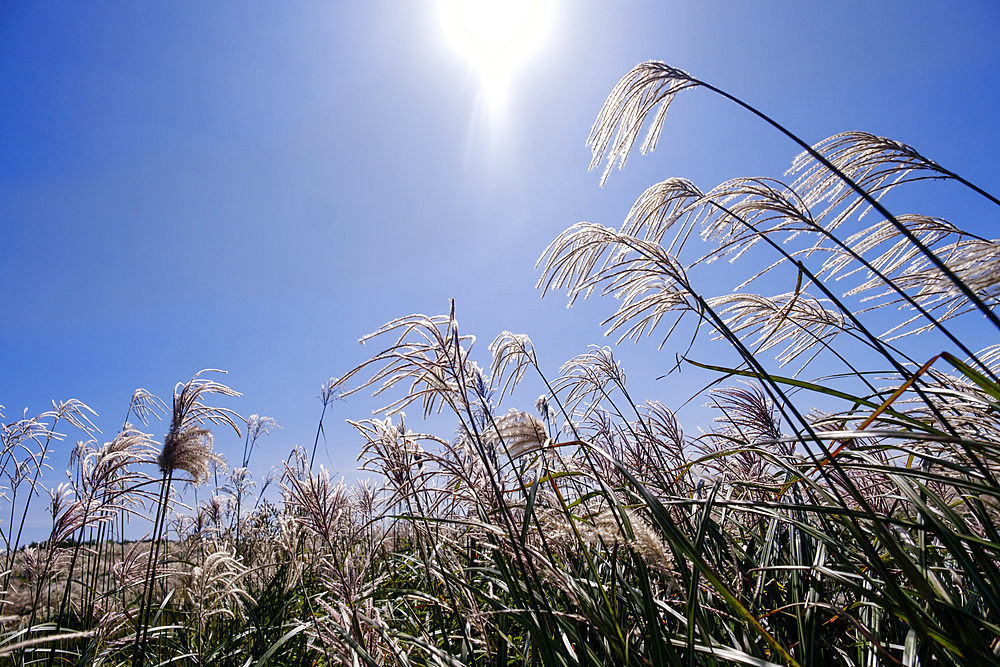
xmin=441 ymin=0 xmax=551 ymax=108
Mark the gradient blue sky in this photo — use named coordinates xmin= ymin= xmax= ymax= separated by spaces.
xmin=2 ymin=1 xmax=998 ymax=537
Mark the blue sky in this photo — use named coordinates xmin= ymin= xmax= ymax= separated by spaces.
xmin=2 ymin=1 xmax=998 ymax=538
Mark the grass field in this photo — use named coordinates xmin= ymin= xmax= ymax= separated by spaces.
xmin=3 ymin=61 xmax=1000 ymax=666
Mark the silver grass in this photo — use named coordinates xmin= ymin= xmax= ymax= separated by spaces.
xmin=976 ymin=344 xmax=1000 ymax=375
xmin=655 ymin=176 xmax=866 ymax=287
xmin=197 ymin=494 xmax=231 ymax=535
xmin=537 ymin=222 xmax=695 ymax=345
xmin=802 ymin=214 xmax=1000 ymax=339
xmin=2 ymin=410 xmax=56 ymax=459
xmin=311 ymin=579 xmax=395 ymax=667
xmin=695 ymin=384 xmax=793 ymax=497
xmin=817 ymin=214 xmax=962 ymax=284
xmin=318 ymin=377 xmax=342 ymax=408
xmin=588 ymin=61 xmax=700 ymax=185
xmin=243 ymin=414 xmax=279 ymax=461
xmin=538 ymin=222 xmax=686 ymax=303
xmin=158 ymin=370 xmax=241 ymax=483
xmin=159 ymin=427 xmax=222 ymax=484
xmin=544 ymin=507 xmax=679 ymax=586
xmin=436 ymin=430 xmax=496 ymax=510
xmin=179 ymin=545 xmax=249 ymax=623
xmin=275 ymin=514 xmax=306 ymax=587
xmin=901 ymin=371 xmax=1000 ymax=444
xmin=641 ymin=400 xmax=683 ymax=444
xmin=535 ymin=394 xmax=556 ymax=422
xmin=481 ymin=409 xmax=549 ymax=459
xmin=112 ymin=541 xmax=151 ymax=591
xmin=489 ymin=331 xmax=537 ymax=403
xmin=12 ymin=546 xmax=52 ymax=587
xmin=612 ymin=175 xmax=827 ymax=287
xmin=68 ymin=439 xmax=90 ymax=471
xmin=3 ymin=459 xmax=33 ymax=496
xmin=51 ymin=399 xmax=100 ymax=438
xmin=554 ymin=346 xmax=627 ymax=420
xmin=351 ymin=415 xmax=438 ymax=481
xmin=631 ymin=400 xmax=689 ymax=474
xmin=351 ymin=479 xmax=379 ymax=526
xmin=575 ymin=62 xmax=1000 ymax=356
xmin=166 ymin=370 xmax=242 ymax=434
xmin=49 ymin=483 xmax=106 ymax=545
xmin=79 ymin=426 xmax=158 ymax=498
xmin=708 ymin=382 xmax=784 ymax=450
xmin=803 ymin=369 xmax=1000 ymax=451
xmin=331 ymin=306 xmax=479 ymax=418
xmin=694 ymin=177 xmax=818 ymax=266
xmin=786 ymin=131 xmax=959 ymax=225
xmin=576 ymin=407 xmax=631 ymax=483
xmin=598 ymin=268 xmax=692 ymax=335
xmin=126 ymin=388 xmax=167 ymax=427
xmin=281 ymin=459 xmax=352 ymax=546
xmin=1 ymin=411 xmax=57 ymax=499
xmin=6 ymin=547 xmax=70 ymax=616
xmin=880 ymin=236 xmax=1000 ymax=335
xmin=706 ymin=291 xmax=849 ymax=369
xmin=229 ymin=466 xmax=253 ymax=492
xmin=584 ymin=60 xmax=1000 ymax=342
xmin=131 ymin=371 xmax=242 ymax=662
xmin=619 ymin=177 xmax=704 ymax=253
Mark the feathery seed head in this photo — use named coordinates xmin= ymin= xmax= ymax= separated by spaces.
xmin=319 ymin=379 xmax=343 ymax=408
xmin=157 ymin=370 xmax=241 ymax=482
xmin=159 ymin=426 xmax=222 ymax=483
xmin=127 ymin=388 xmax=167 ymax=426
xmin=535 ymin=394 xmax=556 ymax=422
xmin=51 ymin=399 xmax=100 ymax=437
xmin=483 ymin=409 xmax=549 ymax=459
xmin=490 ymin=331 xmax=536 ymax=402
xmin=589 ymin=61 xmax=700 ymax=185
xmin=332 ymin=303 xmax=480 ymax=418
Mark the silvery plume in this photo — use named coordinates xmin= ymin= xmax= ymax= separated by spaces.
xmin=158 ymin=370 xmax=242 ymax=484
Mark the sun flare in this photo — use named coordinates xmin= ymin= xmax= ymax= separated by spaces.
xmin=440 ymin=0 xmax=552 ymax=107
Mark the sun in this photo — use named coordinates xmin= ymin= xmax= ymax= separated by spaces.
xmin=440 ymin=0 xmax=552 ymax=107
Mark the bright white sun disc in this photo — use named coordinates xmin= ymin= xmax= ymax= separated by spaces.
xmin=458 ymin=0 xmax=535 ymax=67
xmin=440 ymin=0 xmax=552 ymax=105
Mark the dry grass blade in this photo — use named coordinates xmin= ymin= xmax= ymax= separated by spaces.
xmin=0 ymin=630 xmax=95 ymax=658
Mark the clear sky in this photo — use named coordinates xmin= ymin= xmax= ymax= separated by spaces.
xmin=2 ymin=1 xmax=998 ymax=538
